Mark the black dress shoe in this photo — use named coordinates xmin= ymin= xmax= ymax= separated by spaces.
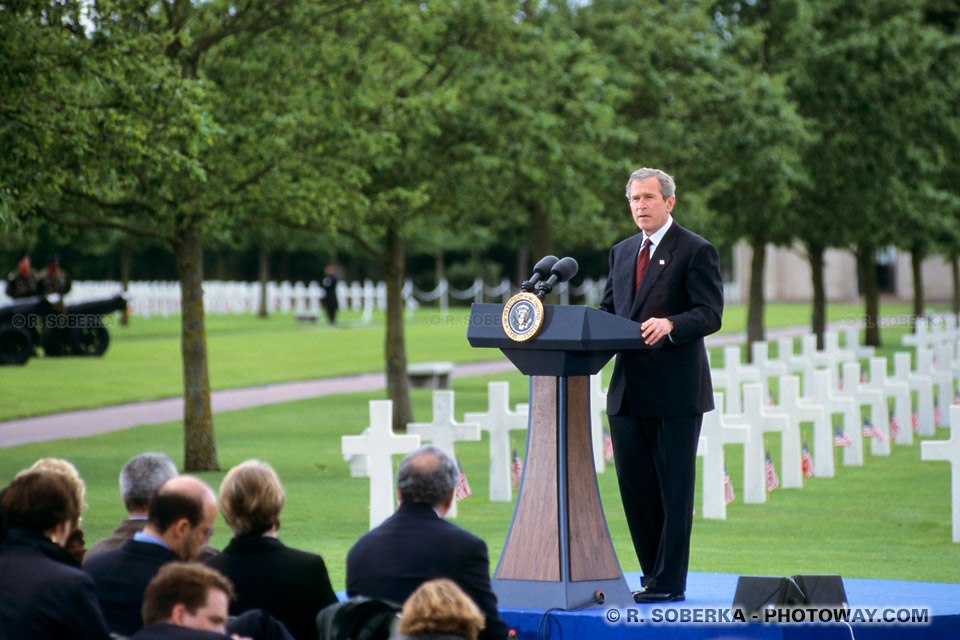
xmin=633 ymin=590 xmax=685 ymax=603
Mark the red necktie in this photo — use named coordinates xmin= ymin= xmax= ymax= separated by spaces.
xmin=635 ymin=238 xmax=651 ymax=293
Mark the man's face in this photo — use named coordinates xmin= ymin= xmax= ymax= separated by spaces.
xmin=629 ymin=176 xmax=674 ymax=235
xmin=180 ymin=588 xmax=230 ymax=633
xmin=179 ymin=500 xmax=217 ymax=560
xmin=17 ymin=256 xmax=31 ymax=276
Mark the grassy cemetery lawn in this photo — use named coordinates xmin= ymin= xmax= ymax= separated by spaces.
xmin=0 ymin=301 xmax=934 ymax=421
xmin=1 ymin=356 xmax=958 ymax=589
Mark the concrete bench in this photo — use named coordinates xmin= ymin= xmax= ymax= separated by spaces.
xmin=407 ymin=361 xmax=454 ymax=389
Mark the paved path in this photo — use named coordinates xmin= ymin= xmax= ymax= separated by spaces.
xmin=0 ymin=322 xmax=853 ymax=448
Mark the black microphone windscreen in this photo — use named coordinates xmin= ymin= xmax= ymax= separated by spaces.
xmin=532 ymin=255 xmax=559 ymax=277
xmin=551 ymin=257 xmax=579 ymax=282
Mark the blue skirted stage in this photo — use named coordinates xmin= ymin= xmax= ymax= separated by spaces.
xmin=499 ymin=572 xmax=960 ymax=639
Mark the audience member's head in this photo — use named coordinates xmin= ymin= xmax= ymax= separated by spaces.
xmin=141 ymin=563 xmax=235 ymax=634
xmin=145 ymin=476 xmax=218 ymax=560
xmin=397 ymin=579 xmax=485 ymax=640
xmin=120 ymin=452 xmax=179 ymax=516
xmin=21 ymin=457 xmax=88 ymax=515
xmin=1 ymin=471 xmax=80 ymax=547
xmin=219 ymin=459 xmax=285 ymax=537
xmin=396 ymin=445 xmax=459 ymax=509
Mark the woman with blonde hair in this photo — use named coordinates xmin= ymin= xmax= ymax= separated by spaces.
xmin=21 ymin=457 xmax=89 ymax=562
xmin=204 ymin=459 xmax=337 ymax=640
xmin=397 ymin=579 xmax=486 ymax=640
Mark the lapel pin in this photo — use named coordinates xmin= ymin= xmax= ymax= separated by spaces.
xmin=659 ymin=259 xmax=665 ymax=265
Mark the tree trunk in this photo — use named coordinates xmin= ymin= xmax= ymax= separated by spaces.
xmin=746 ymin=237 xmax=766 ymax=362
xmin=808 ymin=242 xmax=826 ymax=350
xmin=384 ymin=227 xmax=414 ymax=430
xmin=857 ymin=244 xmax=882 ymax=347
xmin=515 ymin=245 xmax=530 ymax=289
xmin=952 ymin=255 xmax=960 ymax=316
xmin=530 ymin=200 xmax=551 ymax=264
xmin=911 ymin=245 xmax=924 ymax=331
xmin=258 ymin=247 xmax=269 ymax=318
xmin=120 ymin=245 xmax=132 ymax=327
xmin=175 ymin=225 xmax=219 ymax=472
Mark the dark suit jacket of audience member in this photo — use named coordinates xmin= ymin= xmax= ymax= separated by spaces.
xmin=0 ymin=527 xmax=112 ymax=640
xmin=83 ymin=538 xmax=179 ymax=636
xmin=204 ymin=534 xmax=338 ymax=640
xmin=85 ymin=518 xmax=217 ymax=566
xmin=130 ymin=623 xmax=230 ymax=640
xmin=346 ymin=502 xmax=509 ymax=640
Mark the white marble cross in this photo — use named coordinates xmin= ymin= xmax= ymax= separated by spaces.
xmin=919 ymin=348 xmax=953 ymax=429
xmin=823 ymin=331 xmax=858 ymax=365
xmin=864 ymin=357 xmax=912 ymax=446
xmin=729 ymin=383 xmax=788 ymax=504
xmin=806 ymin=369 xmax=861 ymax=471
xmin=843 ymin=327 xmax=875 ymax=360
xmin=776 ymin=336 xmax=816 ymax=392
xmin=838 ymin=362 xmax=889 ymax=457
xmin=934 ymin=343 xmax=957 ymax=428
xmin=773 ymin=375 xmax=825 ymax=488
xmin=590 ymin=373 xmax=609 ymax=474
xmin=892 ymin=352 xmax=935 ymax=437
xmin=710 ymin=345 xmax=759 ymax=414
xmin=752 ymin=341 xmax=787 ymax=400
xmin=698 ymin=392 xmax=749 ymax=519
xmin=341 ymin=400 xmax=421 ymax=531
xmin=408 ymin=390 xmax=481 ymax=518
xmin=921 ymin=405 xmax=960 ymax=542
xmin=464 ymin=382 xmax=529 ymax=503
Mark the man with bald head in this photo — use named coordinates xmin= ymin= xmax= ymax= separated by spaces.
xmin=346 ymin=445 xmax=508 ymax=640
xmin=85 ymin=476 xmax=219 ymax=637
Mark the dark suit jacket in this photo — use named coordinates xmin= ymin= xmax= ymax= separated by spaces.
xmin=346 ymin=502 xmax=509 ymax=640
xmin=0 ymin=527 xmax=112 ymax=640
xmin=83 ymin=538 xmax=179 ymax=636
xmin=130 ymin=623 xmax=229 ymax=640
xmin=85 ymin=518 xmax=217 ymax=566
xmin=600 ymin=222 xmax=723 ymax=417
xmin=204 ymin=535 xmax=337 ymax=640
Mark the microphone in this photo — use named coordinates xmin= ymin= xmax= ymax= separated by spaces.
xmin=520 ymin=255 xmax=559 ymax=293
xmin=536 ymin=256 xmax=578 ymax=298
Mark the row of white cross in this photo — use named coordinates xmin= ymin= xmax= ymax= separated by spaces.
xmin=341 ymin=323 xmax=960 ymax=541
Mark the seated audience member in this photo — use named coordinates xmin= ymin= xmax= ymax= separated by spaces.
xmin=133 ymin=563 xmax=242 ymax=640
xmin=0 ymin=471 xmax=112 ymax=640
xmin=84 ymin=475 xmax=218 ymax=636
xmin=204 ymin=459 xmax=338 ymax=640
xmin=85 ymin=452 xmax=180 ymax=563
xmin=346 ymin=445 xmax=509 ymax=640
xmin=397 ymin=579 xmax=486 ymax=640
xmin=21 ymin=456 xmax=89 ymax=563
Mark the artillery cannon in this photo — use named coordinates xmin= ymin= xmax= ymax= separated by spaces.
xmin=0 ymin=294 xmax=126 ymax=365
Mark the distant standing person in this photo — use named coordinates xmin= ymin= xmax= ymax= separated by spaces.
xmin=37 ymin=253 xmax=72 ymax=298
xmin=320 ymin=264 xmax=339 ymax=325
xmin=6 ymin=251 xmax=39 ymax=298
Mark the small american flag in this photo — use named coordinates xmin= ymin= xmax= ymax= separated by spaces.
xmin=834 ymin=427 xmax=852 ymax=447
xmin=860 ymin=371 xmax=868 ymax=384
xmin=889 ymin=411 xmax=900 ymax=440
xmin=723 ymin=466 xmax=735 ymax=505
xmin=935 ymin=404 xmax=943 ymax=426
xmin=911 ymin=411 xmax=920 ymax=434
xmin=455 ymin=459 xmax=472 ymax=501
xmin=511 ymin=448 xmax=523 ymax=489
xmin=765 ymin=451 xmax=780 ymax=492
xmin=801 ymin=442 xmax=814 ymax=478
xmin=766 ymin=393 xmax=776 ymax=406
xmin=862 ymin=419 xmax=888 ymax=441
xmin=603 ymin=430 xmax=614 ymax=462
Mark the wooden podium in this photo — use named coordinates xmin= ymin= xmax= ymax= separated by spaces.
xmin=467 ymin=303 xmax=649 ymax=609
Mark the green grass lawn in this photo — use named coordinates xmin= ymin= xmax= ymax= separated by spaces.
xmin=1 ymin=367 xmax=957 ymax=590
xmin=0 ymin=301 xmax=936 ymax=421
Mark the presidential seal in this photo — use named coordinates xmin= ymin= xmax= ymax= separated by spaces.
xmin=501 ymin=292 xmax=544 ymax=342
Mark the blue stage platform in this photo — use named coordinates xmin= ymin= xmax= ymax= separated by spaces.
xmin=499 ymin=572 xmax=960 ymax=639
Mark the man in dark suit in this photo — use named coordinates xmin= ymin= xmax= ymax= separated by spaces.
xmin=600 ymin=167 xmax=723 ymax=603
xmin=84 ymin=476 xmax=219 ymax=636
xmin=346 ymin=445 xmax=509 ymax=640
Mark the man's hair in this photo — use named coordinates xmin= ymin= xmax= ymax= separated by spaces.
xmin=396 ymin=445 xmax=459 ymax=506
xmin=141 ymin=563 xmax=235 ymax=627
xmin=219 ymin=459 xmax=285 ymax=536
xmin=1 ymin=471 xmax=80 ymax=533
xmin=397 ymin=579 xmax=485 ymax=640
xmin=625 ymin=167 xmax=676 ymax=200
xmin=148 ymin=483 xmax=204 ymax=532
xmin=120 ymin=452 xmax=179 ymax=512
